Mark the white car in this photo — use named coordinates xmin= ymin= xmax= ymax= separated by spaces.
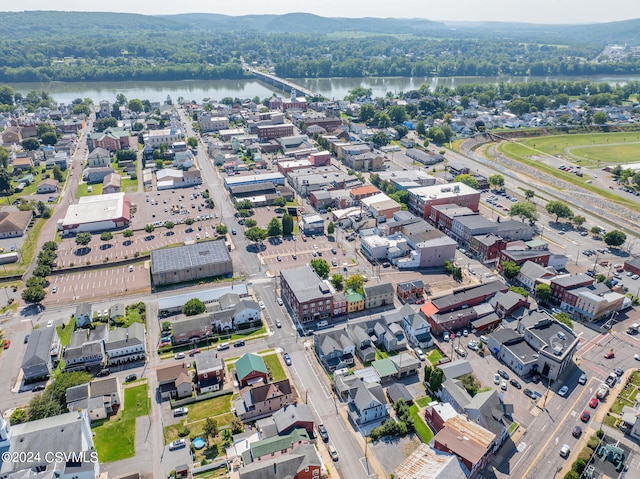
xmin=169 ymin=439 xmax=186 ymax=450
xmin=501 ymin=380 xmax=507 ymax=391
xmin=46 ymin=320 xmax=54 ymax=328
xmin=174 ymin=352 xmax=185 ymax=360
xmin=277 ymin=298 xmax=283 ymax=306
xmin=414 ymin=348 xmax=426 ymax=361
xmin=173 ymin=407 xmax=188 ymax=416
xmin=558 ymin=385 xmax=569 ymax=397
xmin=494 ymin=374 xmax=501 ymax=385
xmin=259 ymin=301 xmax=265 ymax=310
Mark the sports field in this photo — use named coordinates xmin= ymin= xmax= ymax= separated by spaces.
xmin=505 ymin=132 xmax=640 ymax=167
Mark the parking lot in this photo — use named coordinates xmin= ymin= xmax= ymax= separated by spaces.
xmin=43 ymin=263 xmax=150 ymax=304
xmin=260 ymin=235 xmax=347 ymax=272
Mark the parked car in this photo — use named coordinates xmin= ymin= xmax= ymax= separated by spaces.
xmin=414 ymin=348 xmax=426 ymax=361
xmin=275 ymin=319 xmax=282 ymax=328
xmin=188 ymin=349 xmax=201 ymax=357
xmin=455 ymin=347 xmax=467 ymax=358
xmin=259 ymin=301 xmax=265 ymax=310
xmin=614 ymin=367 xmax=624 ymax=376
xmin=578 ymin=374 xmax=587 ymax=385
xmin=173 ymin=407 xmax=189 ymax=416
xmin=415 ymin=298 xmax=425 ymax=304
xmin=277 ymin=298 xmax=283 ymax=306
xmin=24 ymin=334 xmax=30 ymax=344
xmin=589 ymin=397 xmax=599 ymax=408
xmin=572 ymin=426 xmax=582 ymax=438
xmin=560 ymin=444 xmax=571 ymax=458
xmin=497 ymin=369 xmax=509 ymax=380
xmin=501 ymin=380 xmax=507 ymax=391
xmin=317 ymin=424 xmax=329 ymax=442
xmin=174 ymin=352 xmax=185 ymax=360
xmin=510 ymin=379 xmax=522 ymax=389
xmin=169 ymin=439 xmax=186 ymax=450
xmin=523 ymin=389 xmax=537 ymax=399
xmin=2 ymin=340 xmax=10 ymax=350
xmin=580 ymin=410 xmax=591 ymax=422
xmin=32 ymin=385 xmax=46 ymax=392
xmin=558 ymin=385 xmax=569 ymax=397
xmin=125 ymin=374 xmax=137 ymax=382
xmin=96 ymin=368 xmax=111 ymax=377
xmin=328 ymin=444 xmax=339 ymax=461
xmin=494 ymin=374 xmax=501 ymax=385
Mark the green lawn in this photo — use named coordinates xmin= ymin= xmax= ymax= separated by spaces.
xmin=75 ymin=183 xmax=102 ymax=198
xmin=186 ymin=394 xmax=233 ymax=423
xmin=0 ymin=218 xmax=46 ymax=278
xmin=92 ymin=383 xmax=149 ymax=463
xmin=122 ymin=177 xmax=138 ymax=192
xmin=409 ymin=404 xmax=434 ymax=443
xmin=263 ymin=353 xmax=286 ymax=381
xmin=427 ymin=349 xmax=444 ymax=366
xmin=56 ymin=317 xmax=75 ymax=347
xmin=415 ymin=396 xmax=433 ymax=408
xmin=509 ymin=421 xmax=520 ymax=434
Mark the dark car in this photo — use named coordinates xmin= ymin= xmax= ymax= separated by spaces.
xmin=125 ymin=374 xmax=137 ymax=383
xmin=572 ymin=426 xmax=582 ymax=438
xmin=523 ymin=389 xmax=537 ymax=399
xmin=497 ymin=369 xmax=509 ymax=380
xmin=24 ymin=334 xmax=30 ymax=344
xmin=234 ymin=340 xmax=245 ymax=348
xmin=283 ymin=352 xmax=292 ymax=366
xmin=32 ymin=385 xmax=46 ymax=392
xmin=317 ymin=423 xmax=329 ymax=442
xmin=510 ymin=379 xmax=522 ymax=389
xmin=614 ymin=367 xmax=624 ymax=377
xmin=96 ymin=368 xmax=111 ymax=377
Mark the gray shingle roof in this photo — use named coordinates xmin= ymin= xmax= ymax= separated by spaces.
xmin=21 ymin=327 xmax=56 ymax=368
xmin=105 ymin=323 xmax=145 ymax=351
xmin=151 ymin=239 xmax=232 ymax=275
xmin=273 ymin=404 xmax=314 ymax=434
xmin=364 ymin=282 xmax=394 ymax=297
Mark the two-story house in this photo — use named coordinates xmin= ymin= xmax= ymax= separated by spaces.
xmin=21 ymin=327 xmax=61 ymax=383
xmin=63 ymin=329 xmax=106 ymax=371
xmin=194 ymin=350 xmax=225 ymax=393
xmin=347 ymin=379 xmax=389 ymax=426
xmin=363 ymin=282 xmax=395 ymax=309
xmin=234 ymin=379 xmax=298 ymax=422
xmin=313 ymin=328 xmax=355 ymax=372
xmin=104 ymin=322 xmax=146 ymax=366
xmin=401 ymin=304 xmax=433 ymax=348
xmin=66 ymin=376 xmax=122 ymax=422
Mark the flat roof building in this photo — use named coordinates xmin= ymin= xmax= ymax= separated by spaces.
xmin=61 ymin=192 xmax=130 ymax=234
xmin=408 ymin=182 xmax=480 ymax=220
xmin=151 ymin=240 xmax=233 ymax=286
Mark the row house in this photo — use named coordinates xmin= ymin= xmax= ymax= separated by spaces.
xmin=469 ymin=234 xmax=508 ymax=262
xmin=430 ymin=204 xmax=477 ymax=235
xmin=256 ymin=124 xmax=294 ymax=140
xmin=396 ymin=279 xmax=425 ymax=302
xmin=549 ymin=274 xmax=594 ymax=305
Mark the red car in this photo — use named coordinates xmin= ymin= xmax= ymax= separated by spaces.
xmin=188 ymin=348 xmax=201 ymax=357
xmin=580 ymin=410 xmax=591 ymax=422
xmin=589 ymin=397 xmax=599 ymax=408
xmin=415 ymin=298 xmax=425 ymax=305
xmin=604 ymin=351 xmax=615 ymax=359
xmin=2 ymin=339 xmax=10 ymax=349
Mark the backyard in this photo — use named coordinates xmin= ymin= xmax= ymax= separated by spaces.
xmin=92 ymin=382 xmax=150 ymax=462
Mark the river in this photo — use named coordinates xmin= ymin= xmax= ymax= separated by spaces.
xmin=8 ymin=74 xmax=640 ymax=105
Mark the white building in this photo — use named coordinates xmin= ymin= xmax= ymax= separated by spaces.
xmin=61 ymin=192 xmax=130 ymax=234
xmin=199 ymin=114 xmax=230 ymax=132
xmin=143 ymin=128 xmax=183 ymax=147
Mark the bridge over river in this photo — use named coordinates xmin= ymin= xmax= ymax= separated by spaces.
xmin=244 ymin=66 xmax=319 ymax=98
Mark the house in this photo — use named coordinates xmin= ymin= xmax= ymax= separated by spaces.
xmin=516 ymin=261 xmax=557 ymax=292
xmin=156 ymin=362 xmax=193 ymax=400
xmin=364 ymin=282 xmax=395 ymax=309
xmin=83 ymin=166 xmax=115 ymax=184
xmin=396 ymin=279 xmax=425 ymax=302
xmin=2 ymin=126 xmax=21 ymax=145
xmin=242 ymin=429 xmax=311 ymax=465
xmin=347 ymin=379 xmax=389 ymax=426
xmin=74 ymin=303 xmax=93 ymax=328
xmin=272 ymin=403 xmax=315 ymax=436
xmin=105 ymin=322 xmax=146 ymax=366
xmin=550 ymin=274 xmax=593 ymax=304
xmin=313 ymin=328 xmax=356 ymax=371
xmin=36 ymin=178 xmax=58 ymax=194
xmin=194 ymin=350 xmax=225 ymax=393
xmin=620 ymin=399 xmax=640 ymax=440
xmin=171 ymin=314 xmax=213 ymax=344
xmin=238 ymin=443 xmax=321 ymax=479
xmin=390 ymin=352 xmax=421 ymax=377
xmin=490 ymin=291 xmax=530 ymax=319
xmin=347 ymin=321 xmax=376 ymax=363
xmin=109 ymin=303 xmax=125 ymax=322
xmin=0 ymin=210 xmax=33 ymax=238
xmin=63 ymin=329 xmax=106 ymax=371
xmin=234 ymin=379 xmax=298 ymax=421
xmin=235 ymin=353 xmax=269 ymax=388
xmin=66 ymin=376 xmax=122 ymax=422
xmin=87 ymin=147 xmax=111 ymax=167
xmin=102 ymin=173 xmax=121 ymax=194
xmin=401 ymin=304 xmax=433 ymax=348
xmin=386 ymin=383 xmax=414 ymax=404
xmin=395 ymin=444 xmax=469 ymax=479
xmin=21 ymin=327 xmax=61 ymax=383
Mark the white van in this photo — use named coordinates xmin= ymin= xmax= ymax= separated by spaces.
xmin=560 ymin=444 xmax=570 ymax=458
xmin=217 ymin=342 xmax=230 ymax=351
xmin=316 ymin=320 xmax=329 ymax=329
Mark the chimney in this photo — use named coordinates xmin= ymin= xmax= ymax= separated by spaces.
xmin=125 ymin=332 xmax=129 ymax=342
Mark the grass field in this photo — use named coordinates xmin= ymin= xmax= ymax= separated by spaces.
xmin=56 ymin=317 xmax=75 ymax=347
xmin=427 ymin=349 xmax=444 ymax=366
xmin=263 ymin=353 xmax=286 ymax=381
xmin=93 ymin=383 xmax=150 ymax=462
xmin=76 ymin=183 xmax=103 ymax=198
xmin=186 ymin=394 xmax=232 ymax=423
xmin=507 ymin=132 xmax=640 ymax=167
xmin=409 ymin=404 xmax=434 ymax=443
xmin=415 ymin=396 xmax=433 ymax=408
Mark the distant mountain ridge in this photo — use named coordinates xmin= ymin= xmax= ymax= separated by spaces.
xmin=0 ymin=11 xmax=639 ymax=43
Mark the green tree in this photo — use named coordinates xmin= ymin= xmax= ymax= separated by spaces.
xmin=245 ymin=226 xmax=267 ymax=243
xmin=509 ymin=202 xmax=538 ymax=223
xmin=235 ymin=199 xmax=253 ymax=210
xmin=427 ymin=126 xmax=447 ymax=145
xmin=524 ymin=189 xmax=535 ymax=201
xmin=244 ymin=219 xmax=257 ymax=228
xmin=507 ymin=98 xmax=531 ymax=116
xmin=40 ymin=131 xmax=58 ymax=146
xmin=502 ymin=261 xmax=521 ymax=280
xmin=22 ymin=285 xmax=46 ymax=304
xmin=591 ymin=226 xmax=604 ymax=237
xmin=603 ymin=230 xmax=627 ymax=247
xmin=272 ymin=196 xmax=286 ymax=207
xmin=456 ymin=174 xmax=479 ymax=190
xmin=416 ymin=120 xmax=426 ymax=136
xmin=33 ymin=264 xmax=51 ymax=277
xmin=330 ymin=274 xmax=344 ymax=291
xmin=144 ymin=224 xmax=155 ymax=233
xmin=164 ymin=221 xmax=175 ymax=230
xmin=123 ymin=229 xmax=134 ymax=238
xmin=359 ymin=104 xmax=375 ymax=123
xmin=429 ymin=368 xmax=445 ymax=392
xmin=183 ymin=298 xmax=206 ymax=316
xmin=509 ymin=286 xmax=529 ymax=297
xmin=281 ymin=213 xmax=293 ymax=237
xmin=187 ymin=137 xmax=198 ymax=149
xmin=545 ymin=200 xmax=574 ymax=222
xmin=42 ymin=241 xmax=58 ymax=251
xmin=535 ymin=283 xmax=552 ymax=302
xmin=22 ymin=138 xmax=40 ymax=151
xmin=345 ymin=274 xmax=365 ymax=294
xmin=128 ymin=98 xmax=144 ymax=113
xmin=489 ymin=174 xmax=505 ymax=190
xmin=327 ymin=221 xmax=335 ymax=236
xmin=572 ymin=215 xmax=586 ymax=228
xmin=26 ymin=276 xmax=46 ymax=288
xmin=75 ymin=232 xmax=92 ymax=246
xmin=203 ymin=418 xmax=219 ymax=445
xmin=27 ymin=391 xmax=63 ymax=421
xmin=370 ymin=131 xmax=390 ymax=147
xmin=216 ymin=224 xmax=228 ymax=235
xmin=310 ymin=259 xmax=330 ymax=279
xmin=185 ymin=218 xmax=194 ymax=226
xmin=100 ymin=231 xmax=114 ymax=244
xmin=266 ymin=217 xmax=282 ymax=237
xmin=9 ymin=408 xmax=26 ymax=425
xmin=593 ymin=111 xmax=608 ymax=124
xmin=0 ymin=168 xmax=11 ymax=193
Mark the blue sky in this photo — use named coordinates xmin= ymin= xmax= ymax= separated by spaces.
xmin=5 ymin=0 xmax=640 ymax=24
